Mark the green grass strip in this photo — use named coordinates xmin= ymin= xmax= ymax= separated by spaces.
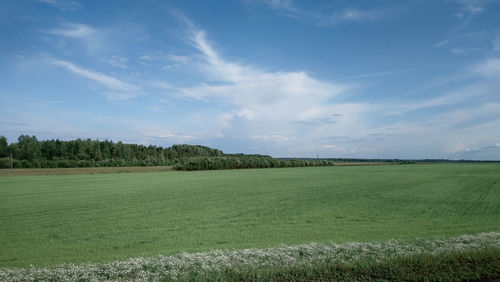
xmin=0 ymin=232 xmax=498 ymax=281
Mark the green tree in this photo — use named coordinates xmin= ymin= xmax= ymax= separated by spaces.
xmin=0 ymin=136 xmax=8 ymax=157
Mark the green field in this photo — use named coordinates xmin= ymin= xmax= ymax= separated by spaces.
xmin=0 ymin=164 xmax=499 ymax=268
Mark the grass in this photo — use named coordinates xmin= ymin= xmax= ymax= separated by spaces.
xmin=1 ymin=233 xmax=498 ymax=281
xmin=0 ymin=163 xmax=499 ymax=268
xmin=0 ymin=166 xmax=173 ymax=176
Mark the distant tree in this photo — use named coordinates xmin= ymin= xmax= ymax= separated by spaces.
xmin=0 ymin=136 xmax=8 ymax=157
xmin=18 ymin=135 xmax=40 ymax=161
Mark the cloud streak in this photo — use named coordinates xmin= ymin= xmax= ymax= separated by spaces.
xmin=45 ymin=23 xmax=94 ymax=38
xmin=256 ymin=0 xmax=396 ymax=26
xmin=36 ymin=0 xmax=81 ymax=11
xmin=457 ymin=0 xmax=484 ymax=14
xmin=181 ymin=27 xmax=350 ymax=120
xmin=434 ymin=40 xmax=449 ymax=48
xmin=50 ymin=59 xmax=140 ymax=100
xmin=494 ymin=35 xmax=500 ymax=51
xmin=475 ymin=57 xmax=500 ymax=78
xmin=346 ymin=69 xmax=411 ymax=79
xmin=103 ymin=55 xmax=128 ymax=69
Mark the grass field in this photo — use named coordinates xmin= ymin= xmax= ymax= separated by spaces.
xmin=0 ymin=166 xmax=173 ymax=176
xmin=0 ymin=164 xmax=499 ymax=268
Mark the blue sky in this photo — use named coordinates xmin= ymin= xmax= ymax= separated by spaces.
xmin=1 ymin=0 xmax=500 ymax=159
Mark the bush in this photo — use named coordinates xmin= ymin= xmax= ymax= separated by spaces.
xmin=0 ymin=158 xmax=11 ymax=169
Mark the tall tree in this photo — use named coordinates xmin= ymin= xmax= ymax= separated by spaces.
xmin=0 ymin=136 xmax=8 ymax=157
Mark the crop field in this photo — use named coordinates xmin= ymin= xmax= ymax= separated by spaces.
xmin=0 ymin=166 xmax=173 ymax=177
xmin=0 ymin=164 xmax=499 ymax=274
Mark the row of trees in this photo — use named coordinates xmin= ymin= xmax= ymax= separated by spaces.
xmin=0 ymin=135 xmax=222 ymax=169
xmin=0 ymin=135 xmax=335 ymax=170
xmin=172 ymin=155 xmax=334 ymax=171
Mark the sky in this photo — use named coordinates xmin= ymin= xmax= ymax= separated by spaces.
xmin=1 ymin=0 xmax=500 ymax=160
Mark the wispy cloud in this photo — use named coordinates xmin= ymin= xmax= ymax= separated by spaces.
xmin=384 ymin=80 xmax=498 ymax=115
xmin=256 ymin=0 xmax=397 ymax=27
xmin=164 ymin=13 xmax=500 ymax=158
xmin=103 ymin=55 xmax=128 ymax=69
xmin=36 ymin=0 xmax=81 ymax=11
xmin=50 ymin=58 xmax=140 ymax=100
xmin=457 ymin=0 xmax=484 ymax=14
xmin=493 ymin=35 xmax=500 ymax=51
xmin=168 ymin=54 xmax=189 ymax=63
xmin=181 ymin=27 xmax=350 ymax=116
xmin=169 ymin=15 xmax=373 ymax=153
xmin=346 ymin=69 xmax=411 ymax=79
xmin=51 ymin=59 xmax=135 ymax=91
xmin=161 ymin=54 xmax=190 ymax=70
xmin=45 ymin=23 xmax=94 ymax=38
xmin=330 ymin=8 xmax=392 ymax=23
xmin=434 ymin=39 xmax=449 ymax=48
xmin=450 ymin=0 xmax=496 ymax=31
xmin=475 ymin=57 xmax=500 ymax=78
xmin=450 ymin=47 xmax=482 ymax=54
xmin=101 ymin=92 xmax=140 ymax=101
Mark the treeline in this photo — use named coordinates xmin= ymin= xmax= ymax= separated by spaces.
xmin=0 ymin=135 xmax=334 ymax=170
xmin=0 ymin=135 xmax=223 ymax=169
xmin=173 ymin=155 xmax=334 ymax=171
xmin=283 ymin=157 xmax=500 ymax=163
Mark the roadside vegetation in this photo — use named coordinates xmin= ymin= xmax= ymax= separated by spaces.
xmin=1 ymin=232 xmax=498 ymax=281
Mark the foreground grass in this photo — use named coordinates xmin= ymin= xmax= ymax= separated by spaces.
xmin=0 ymin=232 xmax=498 ymax=281
xmin=0 ymin=164 xmax=499 ymax=267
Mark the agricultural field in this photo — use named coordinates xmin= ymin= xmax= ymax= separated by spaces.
xmin=0 ymin=166 xmax=173 ymax=176
xmin=0 ymin=163 xmax=499 ymax=279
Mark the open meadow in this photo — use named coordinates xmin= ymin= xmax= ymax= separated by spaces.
xmin=0 ymin=163 xmax=499 ymax=271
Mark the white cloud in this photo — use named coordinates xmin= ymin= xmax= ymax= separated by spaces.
xmin=383 ymin=80 xmax=497 ymax=115
xmin=103 ymin=55 xmax=128 ymax=69
xmin=257 ymin=0 xmax=395 ymax=26
xmin=139 ymin=56 xmax=152 ymax=66
xmin=168 ymin=54 xmax=189 ymax=63
xmin=171 ymin=23 xmax=375 ymax=153
xmin=330 ymin=8 xmax=390 ymax=23
xmin=181 ymin=29 xmax=349 ymax=116
xmin=457 ymin=0 xmax=484 ymax=14
xmin=165 ymin=16 xmax=500 ymax=158
xmin=148 ymin=81 xmax=172 ymax=90
xmin=450 ymin=47 xmax=481 ymax=54
xmin=475 ymin=57 xmax=500 ymax=78
xmin=161 ymin=54 xmax=189 ymax=70
xmin=102 ymin=92 xmax=141 ymax=101
xmin=346 ymin=69 xmax=411 ymax=79
xmin=433 ymin=40 xmax=449 ymax=48
xmin=51 ymin=59 xmax=135 ymax=91
xmin=46 ymin=23 xmax=94 ymax=39
xmin=50 ymin=58 xmax=140 ymax=101
xmin=36 ymin=0 xmax=81 ymax=11
xmin=493 ymin=35 xmax=500 ymax=52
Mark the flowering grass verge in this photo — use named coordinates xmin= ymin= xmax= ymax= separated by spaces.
xmin=1 ymin=232 xmax=498 ymax=281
